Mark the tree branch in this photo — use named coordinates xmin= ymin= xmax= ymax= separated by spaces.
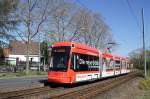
xmin=29 ymin=0 xmax=38 ymax=12
xmin=30 ymin=0 xmax=49 ymax=40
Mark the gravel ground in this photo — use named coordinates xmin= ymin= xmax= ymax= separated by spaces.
xmin=94 ymin=77 xmax=150 ymax=99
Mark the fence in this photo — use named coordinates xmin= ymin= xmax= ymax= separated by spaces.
xmin=0 ymin=57 xmax=48 ymax=72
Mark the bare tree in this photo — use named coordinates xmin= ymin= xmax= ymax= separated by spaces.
xmin=68 ymin=8 xmax=115 ymax=50
xmin=90 ymin=13 xmax=115 ymax=49
xmin=46 ymin=0 xmax=78 ymax=44
xmin=0 ymin=0 xmax=19 ymax=48
xmin=46 ymin=1 xmax=115 ymax=50
xmin=15 ymin=0 xmax=51 ymax=74
xmin=68 ymin=8 xmax=92 ymax=44
xmin=13 ymin=0 xmax=116 ymax=73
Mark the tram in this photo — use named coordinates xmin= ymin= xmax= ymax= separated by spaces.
xmin=48 ymin=42 xmax=131 ymax=84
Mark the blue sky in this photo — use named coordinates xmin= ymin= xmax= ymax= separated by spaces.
xmin=77 ymin=0 xmax=150 ymax=56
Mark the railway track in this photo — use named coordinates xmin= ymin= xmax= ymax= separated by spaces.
xmin=50 ymin=72 xmax=139 ymax=99
xmin=0 ymin=86 xmax=48 ymax=99
xmin=0 ymin=86 xmax=63 ymax=99
xmin=0 ymin=72 xmax=139 ymax=99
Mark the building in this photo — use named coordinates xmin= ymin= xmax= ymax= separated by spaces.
xmin=3 ymin=40 xmax=40 ymax=65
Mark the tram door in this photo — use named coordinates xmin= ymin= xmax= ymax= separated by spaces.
xmin=101 ymin=58 xmax=108 ymax=77
xmin=99 ymin=53 xmax=102 ymax=78
xmin=102 ymin=58 xmax=106 ymax=72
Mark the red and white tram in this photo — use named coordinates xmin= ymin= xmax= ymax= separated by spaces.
xmin=48 ymin=42 xmax=131 ymax=84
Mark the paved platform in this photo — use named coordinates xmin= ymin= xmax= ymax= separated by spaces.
xmin=0 ymin=76 xmax=47 ymax=93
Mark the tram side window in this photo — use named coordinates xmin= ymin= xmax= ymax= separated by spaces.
xmin=122 ymin=61 xmax=126 ymax=69
xmin=103 ymin=59 xmax=114 ymax=70
xmin=71 ymin=53 xmax=99 ymax=71
xmin=88 ymin=56 xmax=99 ymax=71
xmin=115 ymin=60 xmax=121 ymax=68
xmin=71 ymin=54 xmax=81 ymax=71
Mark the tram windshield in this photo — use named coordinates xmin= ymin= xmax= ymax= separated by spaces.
xmin=49 ymin=46 xmax=70 ymax=71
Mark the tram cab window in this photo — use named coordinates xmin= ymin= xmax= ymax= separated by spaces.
xmin=49 ymin=46 xmax=70 ymax=71
xmin=71 ymin=53 xmax=99 ymax=71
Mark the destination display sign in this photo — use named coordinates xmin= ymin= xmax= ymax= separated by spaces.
xmin=53 ymin=49 xmax=66 ymax=52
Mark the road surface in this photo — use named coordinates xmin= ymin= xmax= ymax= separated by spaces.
xmin=0 ymin=76 xmax=47 ymax=92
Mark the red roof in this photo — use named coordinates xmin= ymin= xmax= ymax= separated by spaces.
xmin=3 ymin=48 xmax=10 ymax=57
xmin=10 ymin=40 xmax=39 ymax=55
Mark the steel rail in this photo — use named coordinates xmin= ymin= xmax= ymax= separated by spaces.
xmin=50 ymin=72 xmax=139 ymax=99
xmin=0 ymin=72 xmax=139 ymax=99
xmin=0 ymin=86 xmax=62 ymax=99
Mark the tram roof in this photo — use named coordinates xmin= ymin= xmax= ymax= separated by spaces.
xmin=52 ymin=42 xmax=129 ymax=60
xmin=52 ymin=41 xmax=100 ymax=54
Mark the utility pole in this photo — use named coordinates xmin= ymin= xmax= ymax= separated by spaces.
xmin=142 ymin=8 xmax=147 ymax=79
xmin=38 ymin=33 xmax=41 ymax=72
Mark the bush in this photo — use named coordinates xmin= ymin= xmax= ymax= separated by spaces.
xmin=139 ymin=68 xmax=150 ymax=90
xmin=142 ymin=96 xmax=150 ymax=99
xmin=139 ymin=78 xmax=150 ymax=90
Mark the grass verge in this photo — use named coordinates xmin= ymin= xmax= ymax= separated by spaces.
xmin=139 ymin=69 xmax=150 ymax=90
xmin=0 ymin=71 xmax=47 ymax=78
xmin=139 ymin=78 xmax=150 ymax=90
